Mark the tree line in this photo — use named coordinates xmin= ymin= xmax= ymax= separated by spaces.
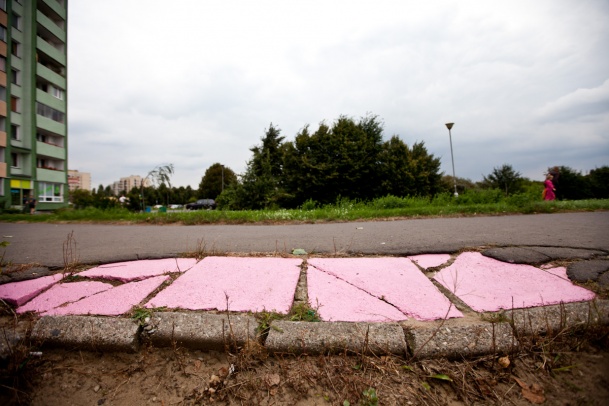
xmin=71 ymin=114 xmax=609 ymax=211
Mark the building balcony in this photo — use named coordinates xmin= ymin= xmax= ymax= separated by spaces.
xmin=40 ymin=0 xmax=68 ymax=21
xmin=0 ymin=130 xmax=6 ymax=147
xmin=36 ymin=89 xmax=65 ymax=113
xmin=36 ymin=37 xmax=66 ymax=67
xmin=37 ymin=10 xmax=66 ymax=43
xmin=37 ymin=167 xmax=66 ymax=183
xmin=37 ymin=63 xmax=67 ymax=89
xmin=37 ymin=140 xmax=65 ymax=160
xmin=0 ymin=162 xmax=6 ymax=178
xmin=36 ymin=115 xmax=66 ymax=137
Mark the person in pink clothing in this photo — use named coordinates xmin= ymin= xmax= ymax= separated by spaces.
xmin=543 ymin=174 xmax=556 ymax=200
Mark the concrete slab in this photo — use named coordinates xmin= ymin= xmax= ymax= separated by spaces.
xmin=266 ymin=321 xmax=407 ymax=355
xmin=434 ymin=252 xmax=596 ymax=312
xmin=148 ymin=312 xmax=258 ymax=351
xmin=482 ymin=247 xmax=549 ymax=264
xmin=307 ymin=266 xmax=408 ymax=322
xmin=567 ymin=259 xmax=609 ymax=283
xmin=31 ymin=315 xmax=140 ymax=352
xmin=308 ymin=258 xmax=462 ymax=321
xmin=528 ymin=247 xmax=605 ymax=261
xmin=408 ymin=254 xmax=451 ymax=270
xmin=17 ymin=281 xmax=113 ymax=314
xmin=0 ymin=273 xmax=63 ymax=307
xmin=78 ymin=258 xmax=197 ymax=282
xmin=507 ymin=299 xmax=609 ymax=336
xmin=145 ymin=257 xmax=302 ymax=314
xmin=0 ymin=266 xmax=51 ymax=284
xmin=43 ymin=275 xmax=170 ymax=316
xmin=406 ymin=321 xmax=516 ymax=359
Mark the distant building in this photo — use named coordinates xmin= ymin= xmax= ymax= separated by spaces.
xmin=112 ymin=175 xmax=151 ymax=196
xmin=0 ymin=1 xmax=69 ymax=210
xmin=67 ymin=170 xmax=91 ymax=192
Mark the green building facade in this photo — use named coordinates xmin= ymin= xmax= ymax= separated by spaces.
xmin=0 ymin=0 xmax=68 ymax=211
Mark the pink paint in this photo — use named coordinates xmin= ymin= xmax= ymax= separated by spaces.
xmin=308 ymin=258 xmax=462 ymax=321
xmin=307 ymin=265 xmax=408 ymax=322
xmin=0 ymin=274 xmax=63 ymax=306
xmin=146 ymin=256 xmax=302 ymax=314
xmin=434 ymin=252 xmax=596 ymax=312
xmin=409 ymin=254 xmax=452 ymax=269
xmin=543 ymin=266 xmax=569 ymax=280
xmin=79 ymin=258 xmax=197 ymax=282
xmin=17 ymin=281 xmax=112 ymax=314
xmin=44 ymin=275 xmax=170 ymax=316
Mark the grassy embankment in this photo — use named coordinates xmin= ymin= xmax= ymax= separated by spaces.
xmin=1 ymin=191 xmax=608 ymax=225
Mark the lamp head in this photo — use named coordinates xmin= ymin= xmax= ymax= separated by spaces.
xmin=445 ymin=122 xmax=454 ymax=130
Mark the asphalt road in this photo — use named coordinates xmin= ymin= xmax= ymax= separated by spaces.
xmin=1 ymin=212 xmax=608 ymax=267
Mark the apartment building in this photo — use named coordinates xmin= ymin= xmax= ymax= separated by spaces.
xmin=0 ymin=0 xmax=68 ymax=210
xmin=67 ymin=169 xmax=90 ymax=192
xmin=112 ymin=175 xmax=151 ymax=196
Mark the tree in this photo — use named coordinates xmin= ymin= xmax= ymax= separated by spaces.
xmin=588 ymin=166 xmax=609 ymax=199
xmin=550 ymin=166 xmax=592 ymax=200
xmin=282 ymin=115 xmax=386 ymax=206
xmin=141 ymin=164 xmax=174 ymax=209
xmin=482 ymin=164 xmax=523 ymax=196
xmin=198 ymin=163 xmax=237 ymax=199
xmin=233 ymin=124 xmax=287 ymax=209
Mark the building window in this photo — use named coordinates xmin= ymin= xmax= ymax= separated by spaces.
xmin=38 ymin=182 xmax=64 ymax=202
xmin=0 ymin=26 xmax=6 ymax=43
xmin=51 ymin=86 xmax=64 ymax=100
xmin=0 ymin=0 xmax=6 ymax=11
xmin=11 ymin=69 xmax=20 ymax=85
xmin=11 ymin=41 xmax=20 ymax=58
xmin=36 ymin=102 xmax=65 ymax=123
xmin=10 ymin=124 xmax=19 ymax=140
xmin=12 ymin=13 xmax=21 ymax=31
xmin=0 ymin=85 xmax=5 ymax=100
xmin=0 ymin=117 xmax=5 ymax=131
xmin=0 ymin=56 xmax=5 ymax=72
xmin=11 ymin=152 xmax=19 ymax=168
xmin=11 ymin=96 xmax=20 ymax=113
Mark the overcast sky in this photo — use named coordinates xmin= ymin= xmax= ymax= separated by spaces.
xmin=67 ymin=0 xmax=609 ymax=189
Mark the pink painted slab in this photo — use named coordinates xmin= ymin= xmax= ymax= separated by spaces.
xmin=307 ymin=266 xmax=408 ymax=322
xmin=308 ymin=258 xmax=462 ymax=321
xmin=17 ymin=281 xmax=113 ymax=314
xmin=78 ymin=258 xmax=197 ymax=282
xmin=146 ymin=257 xmax=302 ymax=314
xmin=408 ymin=254 xmax=452 ymax=270
xmin=44 ymin=275 xmax=170 ymax=316
xmin=0 ymin=274 xmax=63 ymax=306
xmin=434 ymin=252 xmax=596 ymax=312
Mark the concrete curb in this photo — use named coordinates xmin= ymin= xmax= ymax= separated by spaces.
xmin=265 ymin=321 xmax=407 ymax=355
xmin=22 ymin=299 xmax=609 ymax=359
xmin=147 ymin=312 xmax=258 ymax=351
xmin=31 ymin=315 xmax=140 ymax=353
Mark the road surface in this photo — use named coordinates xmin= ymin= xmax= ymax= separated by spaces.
xmin=1 ymin=212 xmax=607 ymax=267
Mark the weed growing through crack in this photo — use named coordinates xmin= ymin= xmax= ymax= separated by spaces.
xmin=289 ymin=302 xmax=321 ymax=322
xmin=61 ymin=231 xmax=80 ymax=277
xmin=131 ymin=307 xmax=152 ymax=326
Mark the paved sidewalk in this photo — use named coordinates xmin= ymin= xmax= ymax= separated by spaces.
xmin=2 ymin=246 xmax=608 ymax=358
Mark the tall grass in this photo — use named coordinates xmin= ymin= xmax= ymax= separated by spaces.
xmin=1 ymin=191 xmax=608 ymax=225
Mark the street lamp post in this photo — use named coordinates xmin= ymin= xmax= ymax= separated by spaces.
xmin=445 ymin=122 xmax=458 ymax=197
